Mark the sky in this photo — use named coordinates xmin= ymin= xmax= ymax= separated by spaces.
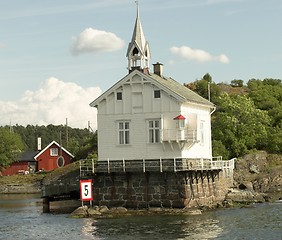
xmin=0 ymin=0 xmax=281 ymax=129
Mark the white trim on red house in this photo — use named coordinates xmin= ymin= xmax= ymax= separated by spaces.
xmin=33 ymin=140 xmax=74 ymax=160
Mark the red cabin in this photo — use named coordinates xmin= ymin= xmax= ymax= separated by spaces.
xmin=1 ymin=141 xmax=74 ymax=176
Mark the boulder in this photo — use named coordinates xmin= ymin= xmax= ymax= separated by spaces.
xmin=69 ymin=206 xmax=89 ymax=218
xmin=225 ymin=188 xmax=265 ymax=203
xmin=108 ymin=207 xmax=128 ymax=214
xmin=99 ymin=205 xmax=109 ymax=213
xmin=249 ymin=164 xmax=260 ymax=174
xmin=88 ymin=208 xmax=102 ymax=216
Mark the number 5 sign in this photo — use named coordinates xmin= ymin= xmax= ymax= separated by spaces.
xmin=80 ymin=179 xmax=93 ymax=201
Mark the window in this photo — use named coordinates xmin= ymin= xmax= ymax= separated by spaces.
xmin=117 ymin=92 xmax=122 ymax=100
xmin=118 ymin=121 xmax=130 ymax=144
xmin=50 ymin=148 xmax=58 ymax=156
xmin=149 ymin=120 xmax=160 ymax=143
xmin=57 ymin=156 xmax=65 ymax=167
xmin=200 ymin=121 xmax=205 ymax=144
xmin=154 ymin=90 xmax=161 ymax=99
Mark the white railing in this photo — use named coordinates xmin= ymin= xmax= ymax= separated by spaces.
xmin=79 ymin=157 xmax=235 ymax=176
xmin=160 ymin=129 xmax=197 ymax=142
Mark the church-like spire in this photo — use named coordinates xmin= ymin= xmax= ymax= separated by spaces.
xmin=126 ymin=1 xmax=151 ymax=73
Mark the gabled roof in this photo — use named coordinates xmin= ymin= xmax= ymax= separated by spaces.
xmin=90 ymin=70 xmax=214 ymax=108
xmin=149 ymin=73 xmax=214 ymax=107
xmin=34 ymin=141 xmax=74 ymax=159
xmin=174 ymin=115 xmax=186 ymax=120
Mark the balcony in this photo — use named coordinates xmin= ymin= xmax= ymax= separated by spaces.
xmin=160 ymin=129 xmax=197 ymax=142
xmin=160 ymin=129 xmax=198 ymax=150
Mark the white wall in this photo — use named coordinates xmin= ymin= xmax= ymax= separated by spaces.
xmin=96 ymin=73 xmax=213 ymax=161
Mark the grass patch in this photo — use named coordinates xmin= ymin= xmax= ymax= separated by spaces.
xmin=0 ymin=172 xmax=47 ymax=185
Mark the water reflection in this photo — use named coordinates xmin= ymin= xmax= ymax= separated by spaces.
xmin=87 ymin=214 xmax=224 ymax=240
xmin=0 ymin=194 xmax=281 ymax=240
xmin=0 ymin=194 xmax=41 ymax=210
xmin=180 ymin=218 xmax=223 ymax=239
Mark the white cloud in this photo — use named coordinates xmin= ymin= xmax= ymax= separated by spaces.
xmin=170 ymin=45 xmax=230 ymax=64
xmin=0 ymin=78 xmax=101 ymax=129
xmin=71 ymin=28 xmax=125 ymax=55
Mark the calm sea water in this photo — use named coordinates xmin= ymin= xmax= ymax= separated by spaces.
xmin=0 ymin=194 xmax=281 ymax=240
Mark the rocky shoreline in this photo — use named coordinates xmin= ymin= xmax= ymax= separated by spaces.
xmin=1 ymin=151 xmax=281 ymax=217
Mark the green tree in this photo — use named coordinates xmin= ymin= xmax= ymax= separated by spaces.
xmin=248 ymin=78 xmax=282 ymax=127
xmin=212 ymin=94 xmax=271 ymax=158
xmin=231 ymin=79 xmax=244 ymax=87
xmin=0 ymin=127 xmax=24 ymax=168
xmin=185 ymin=73 xmax=220 ymax=103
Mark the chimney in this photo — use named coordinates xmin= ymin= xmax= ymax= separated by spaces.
xmin=37 ymin=137 xmax=42 ymax=151
xmin=153 ymin=62 xmax=163 ymax=77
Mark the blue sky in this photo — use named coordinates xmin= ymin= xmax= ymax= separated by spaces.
xmin=0 ymin=0 xmax=281 ymax=128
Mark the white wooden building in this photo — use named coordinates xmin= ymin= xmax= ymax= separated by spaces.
xmin=90 ymin=7 xmax=215 ymax=162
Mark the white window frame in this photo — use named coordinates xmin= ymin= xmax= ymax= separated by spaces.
xmin=148 ymin=119 xmax=161 ymax=143
xmin=118 ymin=121 xmax=130 ymax=145
xmin=50 ymin=148 xmax=58 ymax=156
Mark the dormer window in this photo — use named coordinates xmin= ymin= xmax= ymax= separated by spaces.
xmin=117 ymin=92 xmax=122 ymax=100
xmin=154 ymin=90 xmax=161 ymax=99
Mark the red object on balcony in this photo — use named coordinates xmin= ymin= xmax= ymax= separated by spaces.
xmin=173 ymin=115 xmax=186 ymax=120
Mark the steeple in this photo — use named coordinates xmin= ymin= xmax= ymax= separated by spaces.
xmin=126 ymin=1 xmax=151 ymax=73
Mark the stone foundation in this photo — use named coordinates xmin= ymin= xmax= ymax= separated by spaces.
xmin=91 ymin=170 xmax=232 ymax=209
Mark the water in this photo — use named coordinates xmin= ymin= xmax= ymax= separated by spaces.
xmin=0 ymin=194 xmax=281 ymax=240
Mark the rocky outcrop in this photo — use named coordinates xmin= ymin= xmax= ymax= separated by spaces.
xmin=69 ymin=205 xmax=202 ymax=218
xmin=224 ymin=188 xmax=266 ymax=205
xmin=226 ymin=151 xmax=282 ymax=204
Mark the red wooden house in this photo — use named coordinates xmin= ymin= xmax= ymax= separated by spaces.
xmin=1 ymin=151 xmax=38 ymax=176
xmin=1 ymin=141 xmax=74 ymax=176
xmin=34 ymin=141 xmax=74 ymax=172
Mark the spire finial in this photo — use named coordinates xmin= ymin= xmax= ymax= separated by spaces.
xmin=135 ymin=0 xmax=139 ymax=16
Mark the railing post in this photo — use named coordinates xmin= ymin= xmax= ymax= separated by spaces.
xmin=107 ymin=158 xmax=110 ymax=174
xmin=160 ymin=158 xmax=163 ymax=173
xmin=143 ymin=159 xmax=146 ymax=173
xmin=201 ymin=158 xmax=204 ymax=170
xmin=123 ymin=158 xmax=125 ymax=172
xmin=173 ymin=158 xmax=176 ymax=172
xmin=92 ymin=159 xmax=95 ymax=174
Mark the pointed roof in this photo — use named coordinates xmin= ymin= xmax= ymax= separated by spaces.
xmin=34 ymin=141 xmax=74 ymax=159
xmin=126 ymin=5 xmax=147 ymax=57
xmin=174 ymin=115 xmax=186 ymax=120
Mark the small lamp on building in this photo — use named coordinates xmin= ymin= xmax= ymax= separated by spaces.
xmin=174 ymin=115 xmax=186 ymax=141
xmin=173 ymin=115 xmax=186 ymax=129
